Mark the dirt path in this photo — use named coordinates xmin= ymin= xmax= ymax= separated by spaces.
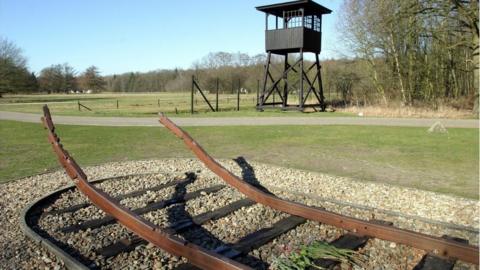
xmin=0 ymin=110 xmax=477 ymax=128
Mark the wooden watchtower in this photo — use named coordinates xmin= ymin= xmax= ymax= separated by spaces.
xmin=256 ymin=0 xmax=331 ymax=111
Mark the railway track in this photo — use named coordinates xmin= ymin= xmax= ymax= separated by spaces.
xmin=21 ymin=105 xmax=479 ymax=269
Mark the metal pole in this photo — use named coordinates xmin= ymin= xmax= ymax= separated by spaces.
xmin=237 ymin=79 xmax=240 ymax=111
xmin=216 ymin=78 xmax=219 ymax=112
xmin=191 ymin=75 xmax=194 ymax=114
xmin=256 ymin=79 xmax=260 ymax=106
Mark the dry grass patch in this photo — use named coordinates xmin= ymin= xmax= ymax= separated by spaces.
xmin=337 ymin=105 xmax=476 ymax=119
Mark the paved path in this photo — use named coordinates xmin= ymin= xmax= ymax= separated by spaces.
xmin=0 ymin=111 xmax=478 ymax=128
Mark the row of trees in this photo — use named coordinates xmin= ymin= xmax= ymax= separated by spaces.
xmin=104 ymin=52 xmax=268 ymax=94
xmin=0 ymin=37 xmax=106 ymax=95
xmin=339 ymin=0 xmax=478 ymax=109
xmin=38 ymin=64 xmax=106 ymax=93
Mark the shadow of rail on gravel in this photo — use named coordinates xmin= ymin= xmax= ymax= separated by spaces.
xmin=234 ymin=156 xmax=274 ymax=196
xmin=171 ymin=172 xmax=268 ymax=270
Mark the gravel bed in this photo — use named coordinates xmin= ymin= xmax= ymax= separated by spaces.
xmin=0 ymin=158 xmax=478 ymax=270
xmin=203 ymin=203 xmax=289 ymax=243
xmin=185 ymin=186 xmax=246 ymax=216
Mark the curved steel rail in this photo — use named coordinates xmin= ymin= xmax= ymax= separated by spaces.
xmin=158 ymin=113 xmax=479 ymax=265
xmin=21 ymin=181 xmax=92 ymax=270
xmin=41 ymin=105 xmax=251 ymax=270
xmin=21 ymin=174 xmax=150 ymax=269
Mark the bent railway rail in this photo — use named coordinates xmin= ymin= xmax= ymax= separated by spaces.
xmin=158 ymin=113 xmax=478 ymax=264
xmin=35 ymin=105 xmax=478 ymax=269
xmin=41 ymin=105 xmax=250 ymax=270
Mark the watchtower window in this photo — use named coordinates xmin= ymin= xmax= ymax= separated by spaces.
xmin=304 ymin=15 xmax=321 ymax=32
xmin=283 ymin=9 xmax=303 ymax=28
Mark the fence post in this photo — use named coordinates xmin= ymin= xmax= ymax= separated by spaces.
xmin=158 ymin=99 xmax=160 ymax=107
xmin=191 ymin=75 xmax=194 ymax=114
xmin=237 ymin=79 xmax=240 ymax=111
xmin=78 ymin=100 xmax=80 ymax=111
xmin=215 ymin=78 xmax=219 ymax=112
xmin=116 ymin=100 xmax=119 ymax=109
xmin=256 ymin=79 xmax=260 ymax=106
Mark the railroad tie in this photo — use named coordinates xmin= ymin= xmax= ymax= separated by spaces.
xmin=311 ymin=219 xmax=393 ymax=269
xmin=311 ymin=233 xmax=370 ymax=269
xmin=97 ymin=198 xmax=256 ymax=257
xmin=59 ymin=185 xmax=225 ymax=233
xmin=47 ymin=178 xmax=190 ymax=215
xmin=229 ymin=215 xmax=306 ymax=255
xmin=174 ymin=215 xmax=306 ymax=269
xmin=413 ymin=236 xmax=469 ymax=270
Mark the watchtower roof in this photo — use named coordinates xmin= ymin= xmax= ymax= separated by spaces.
xmin=256 ymin=0 xmax=332 ymax=17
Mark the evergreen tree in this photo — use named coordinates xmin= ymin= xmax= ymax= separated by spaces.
xmin=81 ymin=65 xmax=106 ymax=92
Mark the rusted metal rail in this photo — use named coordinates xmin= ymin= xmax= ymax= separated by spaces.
xmin=158 ymin=113 xmax=479 ymax=265
xmin=41 ymin=105 xmax=251 ymax=270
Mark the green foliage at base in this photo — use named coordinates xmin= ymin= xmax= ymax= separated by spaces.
xmin=273 ymin=241 xmax=366 ymax=270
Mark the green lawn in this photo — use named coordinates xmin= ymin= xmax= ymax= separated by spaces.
xmin=0 ymin=93 xmax=353 ymax=117
xmin=0 ymin=120 xmax=478 ymax=199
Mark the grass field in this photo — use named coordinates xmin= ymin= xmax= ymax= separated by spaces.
xmin=1 ymin=120 xmax=478 ymax=199
xmin=0 ymin=93 xmax=353 ymax=117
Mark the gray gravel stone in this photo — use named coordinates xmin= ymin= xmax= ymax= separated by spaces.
xmin=2 ymin=158 xmax=478 ymax=269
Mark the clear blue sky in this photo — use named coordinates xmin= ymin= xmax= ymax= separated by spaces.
xmin=0 ymin=0 xmax=347 ymax=75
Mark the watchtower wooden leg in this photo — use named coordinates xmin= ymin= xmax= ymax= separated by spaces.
xmin=258 ymin=52 xmax=272 ymax=110
xmin=282 ymin=53 xmax=288 ymax=108
xmin=315 ymin=53 xmax=326 ymax=111
xmin=299 ymin=50 xmax=304 ymax=110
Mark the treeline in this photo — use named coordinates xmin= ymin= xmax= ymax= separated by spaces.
xmin=0 ymin=37 xmax=106 ymax=95
xmin=104 ymin=52 xmax=355 ymax=98
xmin=104 ymin=52 xmax=267 ymax=94
xmin=338 ymin=0 xmax=478 ymax=109
xmin=37 ymin=64 xmax=106 ymax=94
